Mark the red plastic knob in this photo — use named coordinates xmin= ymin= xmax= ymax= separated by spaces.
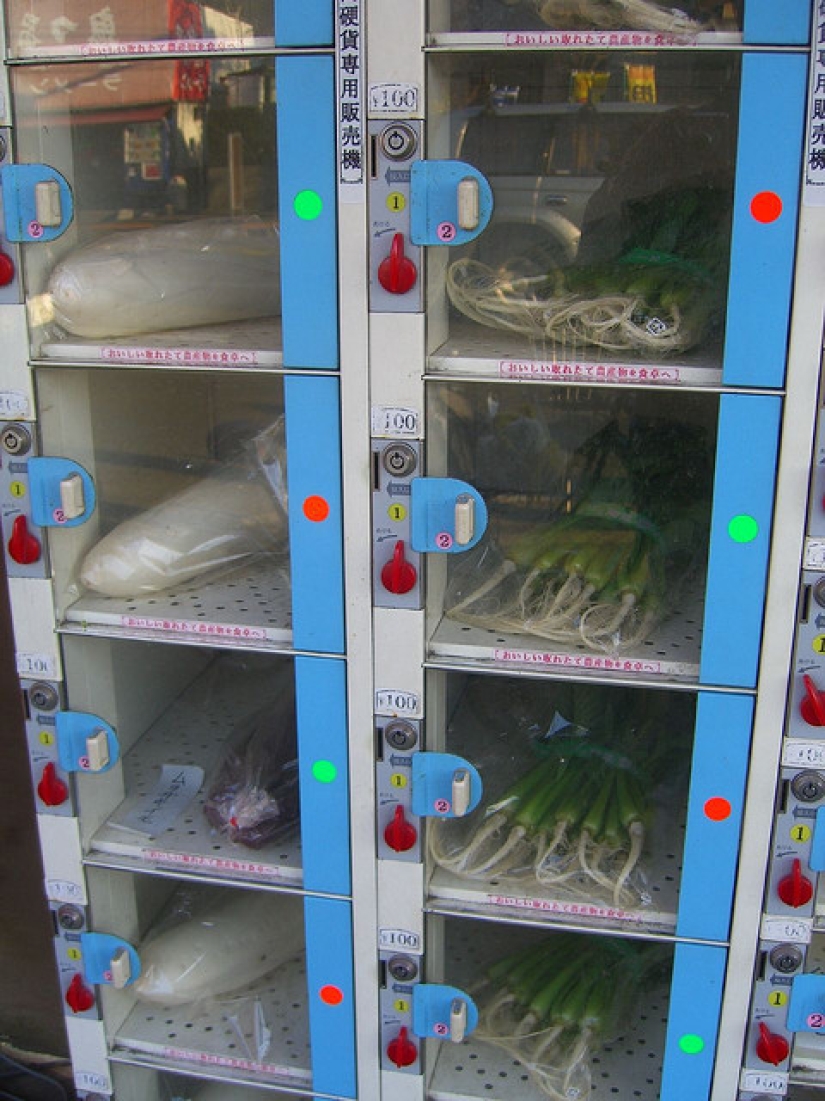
xmin=65 ymin=973 xmax=95 ymax=1014
xmin=387 ymin=1025 xmax=418 ymax=1068
xmin=0 ymin=252 xmax=15 ymax=287
xmin=755 ymin=1021 xmax=789 ymax=1066
xmin=37 ymin=762 xmax=69 ymax=808
xmin=381 ymin=540 xmax=417 ymax=595
xmin=384 ymin=804 xmax=417 ymax=853
xmin=378 ymin=233 xmax=417 ymax=295
xmin=777 ymin=858 xmax=814 ymax=908
xmin=801 ymin=674 xmax=825 ymax=726
xmin=7 ymin=514 xmax=41 ymax=565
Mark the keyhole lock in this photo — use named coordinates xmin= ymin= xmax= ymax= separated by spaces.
xmin=387 ymin=955 xmax=419 ymax=982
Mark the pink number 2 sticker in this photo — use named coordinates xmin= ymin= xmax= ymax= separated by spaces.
xmin=808 ymin=1012 xmax=825 ymax=1030
xmin=437 ymin=222 xmax=456 ymax=242
xmin=435 ymin=532 xmax=453 ymax=550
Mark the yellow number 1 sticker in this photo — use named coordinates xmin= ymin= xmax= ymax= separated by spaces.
xmin=791 ymin=824 xmax=812 ymax=844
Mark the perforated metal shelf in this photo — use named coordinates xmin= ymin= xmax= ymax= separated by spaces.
xmin=38 ymin=318 xmax=283 ymax=370
xmin=428 ymin=317 xmax=724 ymax=389
xmin=114 ymin=959 xmax=312 ymax=1090
xmin=87 ymin=657 xmax=302 ymax=886
xmin=427 ymin=589 xmax=704 ymax=682
xmin=428 ymin=920 xmax=668 ymax=1101
xmin=61 ymin=559 xmax=293 ymax=653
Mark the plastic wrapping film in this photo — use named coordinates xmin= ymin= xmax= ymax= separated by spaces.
xmin=47 ymin=217 xmax=281 ymax=339
xmin=470 ymin=931 xmax=671 ymax=1101
xmin=203 ymin=679 xmax=300 ymax=849
xmin=442 ymin=388 xmax=713 ymax=654
xmin=429 ymin=678 xmax=691 ymax=910
xmin=79 ymin=420 xmax=289 ymax=598
xmin=133 ymin=886 xmax=303 ymax=1009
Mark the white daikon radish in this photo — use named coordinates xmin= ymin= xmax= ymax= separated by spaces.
xmin=133 ymin=890 xmax=303 ymax=1006
xmin=48 ymin=216 xmax=280 ymax=338
xmin=80 ymin=424 xmax=288 ymax=597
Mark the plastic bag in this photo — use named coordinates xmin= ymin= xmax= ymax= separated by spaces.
xmin=203 ymin=684 xmax=299 ymax=849
xmin=48 ymin=216 xmax=280 ymax=339
xmin=79 ymin=420 xmax=288 ymax=597
xmin=133 ymin=887 xmax=303 ymax=1007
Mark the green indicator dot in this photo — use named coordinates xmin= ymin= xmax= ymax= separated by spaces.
xmin=728 ymin=514 xmax=759 ymax=544
xmin=294 ymin=189 xmax=323 ymax=220
xmin=679 ymin=1034 xmax=705 ymax=1055
xmin=312 ymin=759 xmax=337 ymax=784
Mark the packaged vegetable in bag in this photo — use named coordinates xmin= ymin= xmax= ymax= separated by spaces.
xmin=79 ymin=420 xmax=288 ymax=597
xmin=48 ymin=216 xmax=280 ymax=339
xmin=134 ymin=888 xmax=303 ymax=1006
xmin=203 ymin=684 xmax=299 ymax=849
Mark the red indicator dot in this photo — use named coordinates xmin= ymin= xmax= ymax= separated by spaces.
xmin=750 ymin=191 xmax=782 ymax=224
xmin=303 ymin=495 xmax=330 ymax=522
xmin=319 ymin=984 xmax=344 ymax=1006
xmin=704 ymin=797 xmax=732 ymax=821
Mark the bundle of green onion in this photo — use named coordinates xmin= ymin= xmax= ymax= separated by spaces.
xmin=474 ymin=933 xmax=669 ymax=1100
xmin=430 ymin=684 xmax=687 ymax=906
xmin=447 ymin=415 xmax=711 ymax=652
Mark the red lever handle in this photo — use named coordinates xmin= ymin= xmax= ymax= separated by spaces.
xmin=387 ymin=1025 xmax=418 ymax=1068
xmin=755 ymin=1021 xmax=789 ymax=1066
xmin=378 ymin=233 xmax=417 ymax=295
xmin=384 ymin=804 xmax=417 ymax=853
xmin=37 ymin=762 xmax=69 ymax=808
xmin=381 ymin=540 xmax=417 ymax=595
xmin=801 ymin=674 xmax=825 ymax=726
xmin=7 ymin=514 xmax=41 ymax=565
xmin=777 ymin=858 xmax=814 ymax=908
xmin=65 ymin=973 xmax=95 ymax=1014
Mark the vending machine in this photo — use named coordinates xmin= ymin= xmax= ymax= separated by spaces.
xmin=365 ymin=2 xmax=825 ymax=1101
xmin=0 ymin=3 xmax=372 ymax=1100
xmin=1 ymin=1 xmax=824 ymax=1100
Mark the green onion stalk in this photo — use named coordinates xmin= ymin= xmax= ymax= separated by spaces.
xmin=473 ymin=934 xmax=670 ymax=1100
xmin=447 ymin=416 xmax=711 ymax=654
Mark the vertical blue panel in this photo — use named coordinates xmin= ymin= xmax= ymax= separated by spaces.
xmin=284 ymin=375 xmax=344 ymax=653
xmin=275 ymin=0 xmax=334 ymax=47
xmin=723 ymin=53 xmax=807 ymax=387
xmin=276 ymin=56 xmax=338 ymax=369
xmin=304 ymin=896 xmax=357 ymax=1098
xmin=676 ymin=692 xmax=753 ymax=941
xmin=295 ymin=655 xmax=351 ymax=895
xmin=744 ymin=0 xmax=810 ymax=45
xmin=699 ymin=394 xmax=781 ymax=688
xmin=660 ymin=943 xmax=726 ymax=1101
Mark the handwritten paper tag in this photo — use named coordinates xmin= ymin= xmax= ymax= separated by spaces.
xmin=112 ymin=764 xmax=204 ymax=838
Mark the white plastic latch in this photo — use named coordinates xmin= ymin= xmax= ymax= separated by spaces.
xmin=451 ymin=769 xmax=471 ymax=818
xmin=454 ymin=493 xmax=475 ymax=546
xmin=59 ymin=473 xmax=85 ymax=520
xmin=110 ymin=946 xmax=131 ymax=989
xmin=450 ymin=997 xmax=468 ymax=1043
xmin=34 ymin=180 xmax=62 ymax=228
xmin=457 ymin=178 xmax=480 ymax=231
xmin=86 ymin=729 xmax=110 ymax=772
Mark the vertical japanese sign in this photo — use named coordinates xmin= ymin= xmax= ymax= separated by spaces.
xmin=805 ymin=0 xmax=825 ymax=204
xmin=338 ymin=0 xmax=363 ymax=192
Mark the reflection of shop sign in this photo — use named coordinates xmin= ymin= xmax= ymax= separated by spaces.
xmin=170 ymin=0 xmax=209 ymax=101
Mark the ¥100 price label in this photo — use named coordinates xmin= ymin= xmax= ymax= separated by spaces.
xmin=371 ymin=406 xmax=420 ymax=439
xmin=376 ymin=689 xmax=420 ymax=716
xmin=783 ymin=741 xmax=825 ymax=767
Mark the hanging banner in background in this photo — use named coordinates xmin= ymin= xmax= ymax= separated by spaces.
xmin=169 ymin=0 xmax=209 ymax=101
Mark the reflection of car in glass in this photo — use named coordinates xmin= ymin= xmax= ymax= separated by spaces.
xmin=453 ymin=104 xmax=618 ymax=270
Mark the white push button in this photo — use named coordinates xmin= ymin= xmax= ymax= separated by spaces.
xmin=86 ymin=729 xmax=110 ymax=772
xmin=452 ymin=768 xmax=471 ymax=818
xmin=450 ymin=997 xmax=467 ymax=1043
xmin=457 ymin=178 xmax=480 ymax=231
xmin=110 ymin=946 xmax=131 ymax=989
xmin=34 ymin=180 xmax=62 ymax=227
xmin=454 ymin=494 xmax=475 ymax=546
xmin=59 ymin=473 xmax=85 ymax=520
